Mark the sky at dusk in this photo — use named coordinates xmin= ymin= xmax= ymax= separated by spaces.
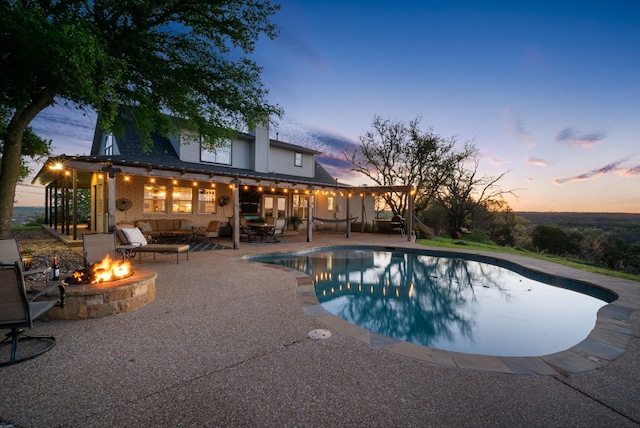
xmin=17 ymin=0 xmax=640 ymax=213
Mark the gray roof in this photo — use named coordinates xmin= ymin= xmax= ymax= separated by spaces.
xmin=81 ymin=117 xmax=340 ymax=187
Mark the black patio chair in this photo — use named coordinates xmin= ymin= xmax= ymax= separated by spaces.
xmin=0 ymin=262 xmax=65 ymax=367
xmin=0 ymin=237 xmax=40 ymax=276
xmin=390 ymin=215 xmax=405 ymax=237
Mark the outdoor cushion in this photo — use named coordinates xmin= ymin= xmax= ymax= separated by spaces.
xmin=122 ymin=227 xmax=148 ymax=247
xmin=136 ymin=221 xmax=153 ymax=232
xmin=155 ymin=219 xmax=175 ymax=232
xmin=180 ymin=220 xmax=193 ymax=230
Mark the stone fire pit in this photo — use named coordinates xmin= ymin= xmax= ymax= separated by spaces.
xmin=32 ymin=269 xmax=157 ymax=320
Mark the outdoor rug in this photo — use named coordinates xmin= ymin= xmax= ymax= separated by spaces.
xmin=188 ymin=241 xmax=231 ymax=252
xmin=161 ymin=241 xmax=230 ymax=254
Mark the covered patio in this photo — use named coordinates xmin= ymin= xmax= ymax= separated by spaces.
xmin=33 ymin=155 xmax=416 ymax=249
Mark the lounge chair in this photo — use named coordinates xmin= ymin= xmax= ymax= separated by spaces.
xmin=0 ymin=262 xmax=65 ymax=366
xmin=114 ymin=224 xmax=189 ymax=264
xmin=83 ymin=233 xmax=118 ymax=266
xmin=196 ymin=220 xmax=220 ymax=242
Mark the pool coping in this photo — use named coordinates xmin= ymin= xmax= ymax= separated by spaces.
xmin=250 ymin=246 xmax=640 ymax=376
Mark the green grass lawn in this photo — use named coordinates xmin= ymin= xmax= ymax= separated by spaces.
xmin=417 ymin=237 xmax=640 ymax=282
xmin=11 ymin=225 xmax=43 ymax=231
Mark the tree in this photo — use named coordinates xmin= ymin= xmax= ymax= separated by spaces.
xmin=1 ymin=107 xmax=52 ymax=182
xmin=435 ymin=154 xmax=517 ymax=231
xmin=530 ymin=225 xmax=581 ymax=255
xmin=346 ymin=115 xmax=466 ymax=216
xmin=0 ymin=0 xmax=282 ymax=238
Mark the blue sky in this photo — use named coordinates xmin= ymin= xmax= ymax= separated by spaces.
xmin=20 ymin=1 xmax=640 ymax=212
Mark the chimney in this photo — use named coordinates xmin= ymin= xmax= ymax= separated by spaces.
xmin=253 ymin=122 xmax=269 ymax=173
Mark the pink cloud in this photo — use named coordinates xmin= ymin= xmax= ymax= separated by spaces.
xmin=553 ymin=155 xmax=640 ymax=185
xmin=526 ymin=155 xmax=547 ymax=166
xmin=555 ymin=127 xmax=606 ymax=147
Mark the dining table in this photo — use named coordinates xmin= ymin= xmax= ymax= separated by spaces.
xmin=246 ymin=222 xmax=275 ymax=240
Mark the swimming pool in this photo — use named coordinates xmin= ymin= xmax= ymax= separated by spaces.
xmin=249 ymin=247 xmax=616 ymax=357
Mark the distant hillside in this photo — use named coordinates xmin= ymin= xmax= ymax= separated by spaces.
xmin=517 ymin=212 xmax=640 ymax=227
xmin=517 ymin=212 xmax=640 ymax=244
xmin=11 ymin=206 xmax=45 ymax=226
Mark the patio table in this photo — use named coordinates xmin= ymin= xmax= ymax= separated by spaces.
xmin=247 ymin=223 xmax=275 ymax=240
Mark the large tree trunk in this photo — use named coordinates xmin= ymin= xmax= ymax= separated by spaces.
xmin=0 ymin=95 xmax=54 ymax=239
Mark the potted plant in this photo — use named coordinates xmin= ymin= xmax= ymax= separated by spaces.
xmin=289 ymin=215 xmax=303 ymax=231
xmin=254 ymin=216 xmax=267 ymax=224
xmin=20 ymin=248 xmax=34 ymax=270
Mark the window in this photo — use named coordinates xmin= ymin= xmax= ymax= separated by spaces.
xmin=294 ymin=152 xmax=303 ymax=167
xmin=172 ymin=186 xmax=193 ymax=213
xmin=201 ymin=139 xmax=231 ymax=165
xmin=198 ymin=188 xmax=217 ymax=214
xmin=144 ymin=185 xmax=166 ymax=213
xmin=104 ymin=133 xmax=114 ymax=156
xmin=293 ymin=194 xmax=309 ymax=219
xmin=327 ymin=196 xmax=334 ymax=211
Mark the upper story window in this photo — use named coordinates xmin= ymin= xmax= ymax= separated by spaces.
xmin=201 ymin=138 xmax=231 ymax=165
xmin=294 ymin=152 xmax=303 ymax=167
xmin=104 ymin=133 xmax=114 ymax=155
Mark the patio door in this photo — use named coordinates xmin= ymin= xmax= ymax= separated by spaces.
xmin=263 ymin=195 xmax=286 ymax=219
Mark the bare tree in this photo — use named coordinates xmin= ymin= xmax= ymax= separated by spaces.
xmin=346 ymin=115 xmax=465 ymax=216
xmin=436 ymin=155 xmax=517 ymax=231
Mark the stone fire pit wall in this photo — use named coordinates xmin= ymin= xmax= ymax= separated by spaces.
xmin=37 ymin=269 xmax=157 ymax=320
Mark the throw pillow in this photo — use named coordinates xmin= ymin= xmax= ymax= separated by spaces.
xmin=122 ymin=227 xmax=148 ymax=247
xmin=136 ymin=221 xmax=153 ymax=232
xmin=180 ymin=220 xmax=193 ymax=231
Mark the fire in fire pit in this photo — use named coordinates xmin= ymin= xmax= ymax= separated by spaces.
xmin=66 ymin=255 xmax=134 ymax=285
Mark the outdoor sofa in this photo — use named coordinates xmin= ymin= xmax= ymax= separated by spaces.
xmin=134 ymin=219 xmax=196 ymax=240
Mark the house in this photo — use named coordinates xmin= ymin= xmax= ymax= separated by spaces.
xmin=33 ymin=114 xmax=414 ymax=248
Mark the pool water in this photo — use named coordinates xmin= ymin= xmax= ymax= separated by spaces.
xmin=251 ymin=247 xmax=614 ymax=357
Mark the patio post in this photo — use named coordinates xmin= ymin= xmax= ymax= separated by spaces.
xmin=306 ymin=189 xmax=313 ymax=242
xmin=232 ymin=179 xmax=240 ymax=249
xmin=407 ymin=185 xmax=414 ymax=242
xmin=345 ymin=192 xmax=351 ymax=238
xmin=72 ymin=169 xmax=78 ymax=240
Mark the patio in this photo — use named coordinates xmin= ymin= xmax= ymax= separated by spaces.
xmin=1 ymin=231 xmax=639 ymax=426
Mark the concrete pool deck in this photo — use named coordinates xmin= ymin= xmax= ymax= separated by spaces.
xmin=1 ymin=232 xmax=639 ymax=426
